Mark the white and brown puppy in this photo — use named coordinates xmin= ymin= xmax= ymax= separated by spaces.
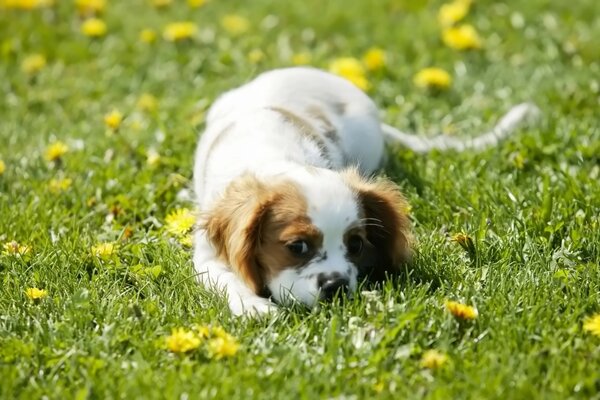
xmin=192 ymin=67 xmax=538 ymax=315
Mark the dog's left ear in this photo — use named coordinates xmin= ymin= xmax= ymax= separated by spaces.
xmin=343 ymin=169 xmax=413 ymax=281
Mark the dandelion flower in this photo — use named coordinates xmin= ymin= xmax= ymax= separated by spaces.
xmin=442 ymin=24 xmax=482 ymax=50
xmin=81 ymin=18 xmax=107 ymax=37
xmin=21 ymin=54 xmax=46 ymax=75
xmin=220 ymin=14 xmax=250 ymax=36
xmin=445 ymin=300 xmax=478 ymax=320
xmin=207 ymin=336 xmax=239 ymax=359
xmin=48 ymin=178 xmax=72 ymax=193
xmin=362 ymin=47 xmax=386 ymax=72
xmin=0 ymin=160 xmax=5 ymax=176
xmin=187 ymin=0 xmax=206 ymax=8
xmin=583 ymin=314 xmax=600 ymax=337
xmin=413 ymin=67 xmax=452 ymax=90
xmin=25 ymin=287 xmax=48 ymax=300
xmin=44 ymin=141 xmax=69 ymax=162
xmin=291 ymin=52 xmax=312 ymax=65
xmin=437 ymin=1 xmax=469 ymax=27
xmin=420 ymin=349 xmax=448 ymax=369
xmin=165 ymin=208 xmax=196 ymax=236
xmin=104 ymin=110 xmax=123 ymax=130
xmin=3 ymin=0 xmax=53 ymax=10
xmin=163 ymin=22 xmax=198 ymax=42
xmin=137 ymin=93 xmax=158 ymax=112
xmin=91 ymin=242 xmax=115 ymax=259
xmin=329 ymin=57 xmax=371 ymax=91
xmin=452 ymin=232 xmax=476 ymax=256
xmin=139 ymin=29 xmax=157 ymax=44
xmin=3 ymin=241 xmax=32 ymax=257
xmin=165 ymin=328 xmax=202 ymax=353
xmin=75 ymin=0 xmax=105 ymax=16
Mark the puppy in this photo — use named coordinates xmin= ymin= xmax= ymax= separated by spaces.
xmin=192 ymin=67 xmax=538 ymax=315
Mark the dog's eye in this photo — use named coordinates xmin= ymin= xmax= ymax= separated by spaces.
xmin=286 ymin=240 xmax=310 ymax=256
xmin=347 ymin=235 xmax=363 ymax=255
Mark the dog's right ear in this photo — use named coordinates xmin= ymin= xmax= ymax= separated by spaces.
xmin=201 ymin=174 xmax=273 ymax=296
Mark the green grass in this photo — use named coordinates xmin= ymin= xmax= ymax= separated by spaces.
xmin=1 ymin=0 xmax=599 ymax=398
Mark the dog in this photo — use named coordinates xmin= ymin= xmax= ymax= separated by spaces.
xmin=192 ymin=67 xmax=538 ymax=316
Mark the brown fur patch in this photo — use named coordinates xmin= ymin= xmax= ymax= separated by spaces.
xmin=305 ymin=105 xmax=339 ymax=144
xmin=342 ymin=169 xmax=413 ymax=281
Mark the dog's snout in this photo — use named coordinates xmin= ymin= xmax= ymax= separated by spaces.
xmin=318 ymin=273 xmax=350 ymax=301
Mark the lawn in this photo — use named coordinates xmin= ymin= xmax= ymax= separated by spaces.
xmin=1 ymin=0 xmax=599 ymax=398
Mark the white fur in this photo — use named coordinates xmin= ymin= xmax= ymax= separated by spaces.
xmin=192 ymin=67 xmax=538 ymax=316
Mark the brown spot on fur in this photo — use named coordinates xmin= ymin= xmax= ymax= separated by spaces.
xmin=202 ymin=174 xmax=320 ymax=296
xmin=342 ymin=168 xmax=413 ymax=281
xmin=305 ymin=105 xmax=339 ymax=144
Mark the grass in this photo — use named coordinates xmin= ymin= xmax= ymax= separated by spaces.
xmin=1 ymin=0 xmax=599 ymax=398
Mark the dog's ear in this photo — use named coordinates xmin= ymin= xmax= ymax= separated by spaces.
xmin=202 ymin=174 xmax=273 ymax=296
xmin=343 ymin=169 xmax=413 ymax=281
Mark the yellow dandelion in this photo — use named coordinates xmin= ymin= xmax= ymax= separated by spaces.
xmin=0 ymin=160 xmax=5 ymax=175
xmin=139 ymin=29 xmax=157 ymax=44
xmin=2 ymin=0 xmax=53 ymax=10
xmin=248 ymin=49 xmax=265 ymax=64
xmin=193 ymin=324 xmax=211 ymax=339
xmin=163 ymin=21 xmax=198 ymax=42
xmin=362 ymin=47 xmax=386 ymax=72
xmin=207 ymin=336 xmax=239 ymax=359
xmin=48 ymin=178 xmax=72 ymax=193
xmin=451 ymin=232 xmax=476 ymax=255
xmin=91 ymin=242 xmax=115 ymax=259
xmin=75 ymin=0 xmax=105 ymax=16
xmin=442 ymin=24 xmax=482 ymax=50
xmin=291 ymin=52 xmax=312 ymax=65
xmin=137 ymin=93 xmax=158 ymax=112
xmin=445 ymin=300 xmax=478 ymax=320
xmin=3 ymin=241 xmax=32 ymax=257
xmin=583 ymin=314 xmax=600 ymax=337
xmin=165 ymin=328 xmax=202 ymax=353
xmin=152 ymin=0 xmax=171 ymax=8
xmin=329 ymin=57 xmax=370 ymax=91
xmin=25 ymin=287 xmax=48 ymax=300
xmin=146 ymin=148 xmax=161 ymax=167
xmin=420 ymin=349 xmax=448 ymax=369
xmin=220 ymin=14 xmax=250 ymax=36
xmin=437 ymin=1 xmax=470 ymax=28
xmin=81 ymin=18 xmax=107 ymax=38
xmin=413 ymin=67 xmax=452 ymax=90
xmin=187 ymin=0 xmax=206 ymax=8
xmin=44 ymin=141 xmax=69 ymax=162
xmin=165 ymin=208 xmax=196 ymax=236
xmin=21 ymin=54 xmax=46 ymax=75
xmin=104 ymin=110 xmax=123 ymax=130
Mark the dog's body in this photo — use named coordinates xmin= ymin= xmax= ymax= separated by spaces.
xmin=193 ymin=67 xmax=537 ymax=315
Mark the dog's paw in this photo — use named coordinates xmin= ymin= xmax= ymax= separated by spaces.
xmin=229 ymin=296 xmax=278 ymax=317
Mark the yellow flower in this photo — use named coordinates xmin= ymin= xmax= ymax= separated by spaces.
xmin=166 ymin=328 xmax=202 ymax=353
xmin=146 ymin=149 xmax=161 ymax=167
xmin=75 ymin=0 xmax=105 ymax=16
xmin=413 ymin=67 xmax=452 ymax=90
xmin=165 ymin=208 xmax=196 ymax=236
xmin=137 ymin=93 xmax=158 ymax=112
xmin=25 ymin=287 xmax=47 ymax=300
xmin=2 ymin=0 xmax=53 ymax=10
xmin=44 ymin=141 xmax=69 ymax=162
xmin=583 ymin=314 xmax=600 ymax=337
xmin=152 ymin=0 xmax=171 ymax=8
xmin=248 ymin=49 xmax=265 ymax=64
xmin=329 ymin=57 xmax=370 ymax=91
xmin=451 ymin=232 xmax=476 ymax=256
xmin=139 ymin=29 xmax=157 ymax=44
xmin=207 ymin=336 xmax=239 ymax=359
xmin=0 ymin=160 xmax=5 ymax=175
xmin=21 ymin=54 xmax=46 ymax=74
xmin=362 ymin=47 xmax=386 ymax=72
xmin=163 ymin=21 xmax=198 ymax=42
xmin=437 ymin=1 xmax=469 ymax=27
xmin=91 ymin=242 xmax=115 ymax=259
xmin=442 ymin=24 xmax=482 ymax=50
xmin=187 ymin=0 xmax=206 ymax=8
xmin=81 ymin=18 xmax=107 ymax=38
xmin=104 ymin=110 xmax=123 ymax=130
xmin=48 ymin=178 xmax=72 ymax=193
xmin=445 ymin=300 xmax=478 ymax=320
xmin=291 ymin=52 xmax=312 ymax=65
xmin=3 ymin=241 xmax=32 ymax=257
xmin=420 ymin=350 xmax=448 ymax=369
xmin=220 ymin=14 xmax=250 ymax=36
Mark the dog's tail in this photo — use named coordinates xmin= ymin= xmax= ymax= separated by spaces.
xmin=381 ymin=102 xmax=540 ymax=153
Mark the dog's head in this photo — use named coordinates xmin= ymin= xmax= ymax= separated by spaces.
xmin=202 ymin=167 xmax=412 ymax=307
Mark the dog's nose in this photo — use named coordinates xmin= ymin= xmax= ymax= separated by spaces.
xmin=318 ymin=273 xmax=350 ymax=301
